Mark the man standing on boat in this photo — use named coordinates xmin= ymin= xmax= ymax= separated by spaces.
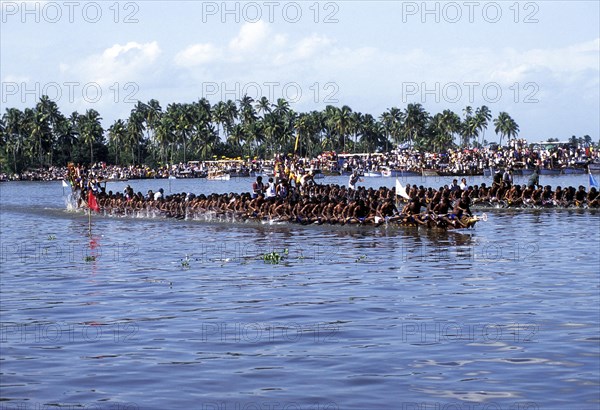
xmin=348 ymin=169 xmax=363 ymax=190
xmin=252 ymin=176 xmax=265 ymax=198
xmin=528 ymin=167 xmax=540 ymax=188
xmin=300 ymin=170 xmax=316 ymax=188
xmin=503 ymin=168 xmax=513 ymax=187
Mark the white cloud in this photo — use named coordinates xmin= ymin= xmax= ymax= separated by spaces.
xmin=72 ymin=41 xmax=162 ymax=86
xmin=175 ymin=43 xmax=222 ymax=67
xmin=228 ymin=21 xmax=270 ymax=53
xmin=483 ymin=39 xmax=600 ymax=84
xmin=172 ymin=22 xmax=335 ymax=68
xmin=273 ymin=34 xmax=334 ymax=65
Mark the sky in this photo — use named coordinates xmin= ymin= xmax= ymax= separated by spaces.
xmin=1 ymin=0 xmax=599 ymax=143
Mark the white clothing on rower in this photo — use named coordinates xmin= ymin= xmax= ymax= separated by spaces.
xmin=348 ymin=172 xmax=361 ymax=190
xmin=266 ymin=182 xmax=276 ymax=198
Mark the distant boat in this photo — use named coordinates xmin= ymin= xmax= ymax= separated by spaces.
xmin=207 ymin=170 xmax=231 ymax=181
xmin=228 ymin=169 xmax=250 ymax=177
xmin=539 ymin=168 xmax=561 ymax=176
xmin=381 ymin=167 xmax=421 ymax=177
xmin=483 ymin=167 xmax=495 ymax=177
xmin=561 ymin=167 xmax=586 ymax=175
xmin=311 ymin=169 xmax=326 ymax=179
xmin=421 ymin=169 xmax=439 ymax=177
xmin=512 ymin=168 xmax=534 ymax=176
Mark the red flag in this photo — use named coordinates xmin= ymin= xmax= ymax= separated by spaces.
xmin=88 ymin=190 xmax=100 ymax=213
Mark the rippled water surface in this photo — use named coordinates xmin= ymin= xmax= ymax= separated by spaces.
xmin=1 ymin=177 xmax=599 ymax=410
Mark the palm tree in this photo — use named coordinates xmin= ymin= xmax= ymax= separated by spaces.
xmin=332 ymin=105 xmax=353 ymax=152
xmin=307 ymin=110 xmax=325 ymax=156
xmin=493 ymin=112 xmax=519 ymax=146
xmin=255 ymin=96 xmax=272 ymax=117
xmin=198 ymin=123 xmax=219 ymax=160
xmin=402 ymin=103 xmax=429 ymax=147
xmin=78 ymin=109 xmax=104 ymax=164
xmin=280 ymin=108 xmax=297 ymax=153
xmin=294 ymin=113 xmax=310 ymax=156
xmin=172 ymin=103 xmax=195 ymax=163
xmin=321 ymin=105 xmax=338 ymax=151
xmin=212 ymin=101 xmax=229 ymax=141
xmin=343 ymin=111 xmax=359 ymax=153
xmin=380 ymin=107 xmax=403 ymax=150
xmin=238 ymin=95 xmax=257 ymax=124
xmin=224 ymin=99 xmax=239 ymax=136
xmin=126 ymin=108 xmax=145 ymax=164
xmin=430 ymin=110 xmax=460 ymax=152
xmin=25 ymin=97 xmax=56 ymax=167
xmin=227 ymin=123 xmax=246 ymax=155
xmin=263 ymin=113 xmax=283 ymax=155
xmin=36 ymin=95 xmax=64 ymax=166
xmin=54 ymin=113 xmax=78 ymax=165
xmin=358 ymin=114 xmax=385 ymax=153
xmin=272 ymin=98 xmax=288 ymax=115
xmin=2 ymin=108 xmax=26 ymax=172
xmin=443 ymin=109 xmax=461 ymax=148
xmin=108 ymin=119 xmax=127 ymax=165
xmin=569 ymin=135 xmax=579 ymax=146
xmin=461 ymin=116 xmax=479 ymax=148
xmin=144 ymin=99 xmax=162 ymax=158
xmin=155 ymin=114 xmax=175 ymax=164
xmin=474 ymin=105 xmax=492 ymax=147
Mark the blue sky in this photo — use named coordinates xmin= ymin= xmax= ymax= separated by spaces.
xmin=1 ymin=1 xmax=599 ymax=143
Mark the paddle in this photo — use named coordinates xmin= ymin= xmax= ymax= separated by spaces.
xmin=474 ymin=213 xmax=488 ymax=222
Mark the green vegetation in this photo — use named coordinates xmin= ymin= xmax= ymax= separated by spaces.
xmin=262 ymin=248 xmax=289 ymax=265
xmin=180 ymin=255 xmax=191 ymax=269
xmin=355 ymin=255 xmax=367 ymax=263
xmin=0 ymin=94 xmax=592 ymax=174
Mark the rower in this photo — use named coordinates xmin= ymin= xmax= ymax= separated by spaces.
xmin=265 ymin=177 xmax=276 ymax=199
xmin=252 ymin=176 xmax=265 ymax=198
xmin=450 ymin=191 xmax=472 ymax=228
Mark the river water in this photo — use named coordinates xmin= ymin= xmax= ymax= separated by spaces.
xmin=1 ymin=175 xmax=599 ymax=410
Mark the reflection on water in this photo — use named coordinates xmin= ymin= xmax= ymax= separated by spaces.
xmin=0 ymin=181 xmax=599 ymax=410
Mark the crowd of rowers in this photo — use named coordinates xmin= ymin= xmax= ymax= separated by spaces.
xmin=78 ymin=170 xmax=599 ymax=229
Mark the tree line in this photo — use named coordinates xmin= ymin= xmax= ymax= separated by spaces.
xmin=1 ymin=94 xmax=525 ymax=173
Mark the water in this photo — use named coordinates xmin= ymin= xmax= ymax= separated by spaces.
xmin=1 ymin=176 xmax=599 ymax=410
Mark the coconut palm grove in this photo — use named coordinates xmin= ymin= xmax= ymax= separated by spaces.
xmin=2 ymin=93 xmax=588 ymax=174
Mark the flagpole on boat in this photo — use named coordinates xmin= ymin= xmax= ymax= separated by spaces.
xmin=588 ymin=166 xmax=599 ymax=191
xmin=88 ymin=190 xmax=92 ymax=237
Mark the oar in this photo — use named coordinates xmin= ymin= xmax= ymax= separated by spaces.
xmin=474 ymin=213 xmax=488 ymax=222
